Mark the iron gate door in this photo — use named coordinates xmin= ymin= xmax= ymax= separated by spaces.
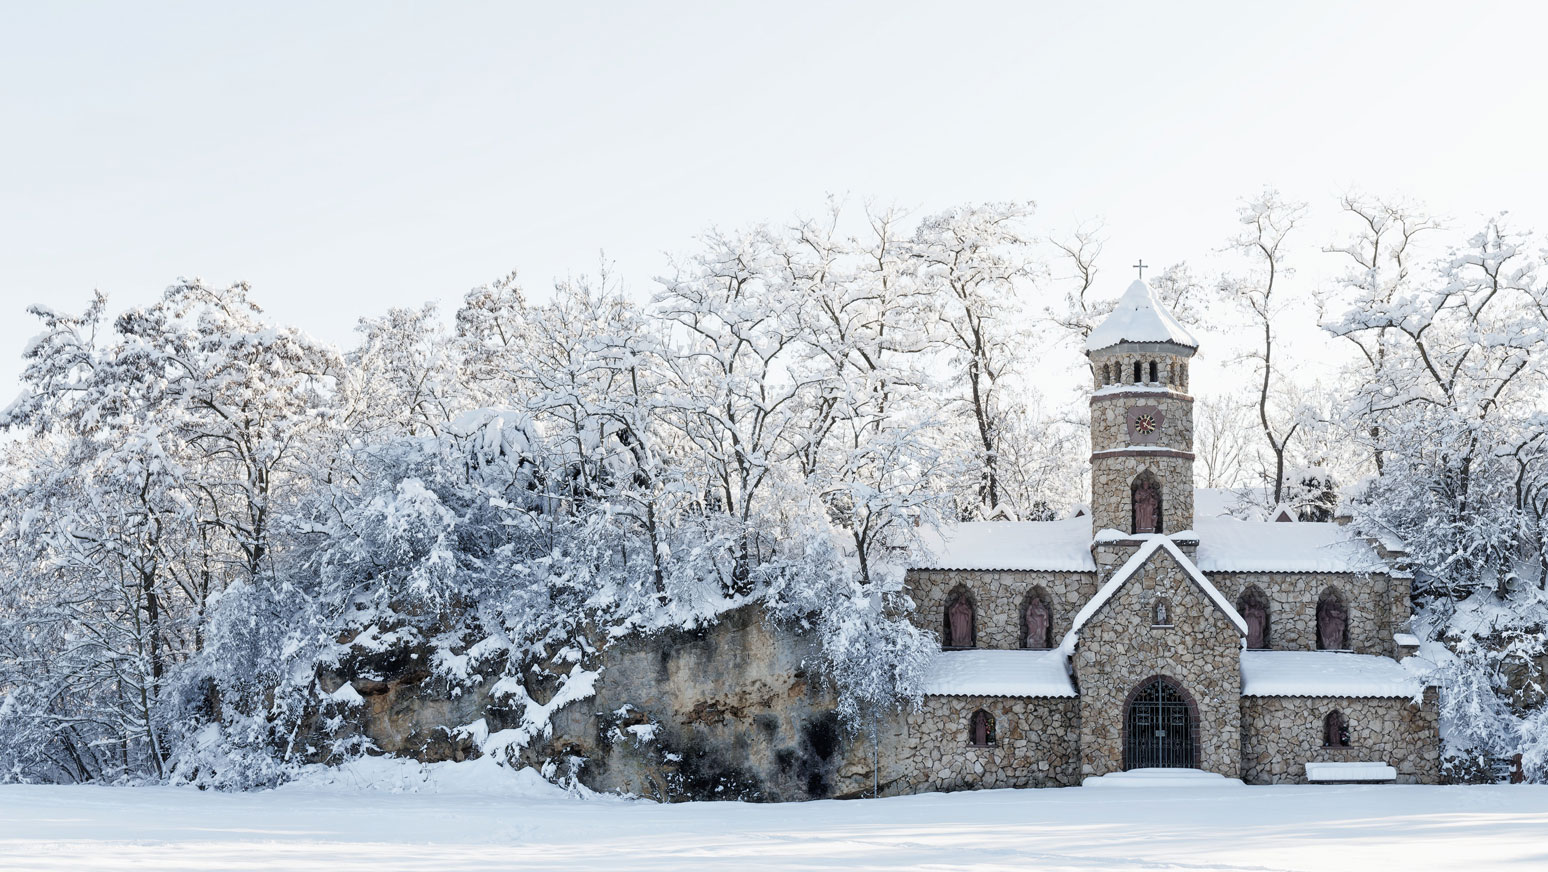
xmin=1123 ymin=678 xmax=1195 ymax=769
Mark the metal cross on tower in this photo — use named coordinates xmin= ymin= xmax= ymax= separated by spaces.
xmin=1133 ymin=259 xmax=1148 ymax=279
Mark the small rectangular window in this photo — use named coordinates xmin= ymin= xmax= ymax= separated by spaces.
xmin=1133 ymin=361 xmax=1142 ymax=383
xmin=1150 ymin=361 xmax=1158 ymax=382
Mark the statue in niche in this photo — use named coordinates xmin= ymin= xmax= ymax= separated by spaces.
xmin=948 ymin=596 xmax=974 ymax=648
xmin=1152 ymin=598 xmax=1169 ymax=625
xmin=1324 ymin=711 xmax=1350 ymax=747
xmin=1133 ymin=479 xmax=1161 ymax=534
xmin=1242 ymin=599 xmax=1267 ymax=649
xmin=1318 ymin=597 xmax=1348 ymax=650
xmin=971 ymin=710 xmax=994 ymax=746
xmin=1024 ymin=597 xmax=1050 ymax=649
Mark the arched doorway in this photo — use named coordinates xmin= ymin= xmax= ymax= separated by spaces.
xmin=1123 ymin=677 xmax=1197 ymax=769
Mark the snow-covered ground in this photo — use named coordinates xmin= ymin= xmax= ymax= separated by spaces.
xmin=1 ymin=762 xmax=1545 ymax=871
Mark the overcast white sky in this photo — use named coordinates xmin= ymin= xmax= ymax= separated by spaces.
xmin=3 ymin=1 xmax=1546 ymax=399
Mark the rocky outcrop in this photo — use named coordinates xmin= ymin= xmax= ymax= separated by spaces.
xmin=538 ymin=605 xmax=873 ymax=802
xmin=312 ymin=640 xmax=501 ymax=764
xmin=302 ymin=605 xmax=881 ymax=802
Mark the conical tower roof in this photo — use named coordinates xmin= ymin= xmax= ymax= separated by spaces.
xmin=1085 ymin=279 xmax=1198 ymax=352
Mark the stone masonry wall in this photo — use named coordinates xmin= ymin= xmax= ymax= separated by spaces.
xmin=1090 ymin=455 xmax=1195 ymax=536
xmin=882 ymin=696 xmax=1081 ymax=794
xmin=1240 ymin=690 xmax=1440 ymax=784
xmin=1210 ymin=572 xmax=1395 ymax=656
xmin=1089 ymin=393 xmax=1196 ymax=452
xmin=1074 ymin=548 xmax=1243 ymax=778
xmin=905 ymin=570 xmax=1099 ymax=650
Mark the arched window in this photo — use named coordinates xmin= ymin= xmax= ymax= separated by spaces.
xmin=1151 ymin=597 xmax=1172 ymax=626
xmin=1133 ymin=361 xmax=1142 ymax=383
xmin=1237 ymin=586 xmax=1270 ymax=649
xmin=1149 ymin=360 xmax=1158 ymax=383
xmin=1021 ymin=588 xmax=1053 ymax=649
xmin=1323 ymin=710 xmax=1350 ymax=747
xmin=943 ymin=587 xmax=976 ymax=649
xmin=1131 ymin=471 xmax=1163 ymax=534
xmin=1316 ymin=588 xmax=1348 ymax=650
xmin=969 ymin=709 xmax=996 ymax=747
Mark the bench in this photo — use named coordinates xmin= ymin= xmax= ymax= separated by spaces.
xmin=1305 ymin=761 xmax=1396 ymax=783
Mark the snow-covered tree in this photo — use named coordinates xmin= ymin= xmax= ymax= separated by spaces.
xmin=911 ymin=202 xmax=1036 ymax=519
xmin=1324 ymin=208 xmax=1548 ymax=779
xmin=1217 ymin=190 xmax=1310 ymax=507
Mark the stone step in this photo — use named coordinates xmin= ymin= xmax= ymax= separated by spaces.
xmin=1081 ymin=768 xmax=1246 ymax=788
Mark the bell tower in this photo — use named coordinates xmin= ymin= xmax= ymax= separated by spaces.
xmin=1085 ymin=278 xmax=1199 ymax=544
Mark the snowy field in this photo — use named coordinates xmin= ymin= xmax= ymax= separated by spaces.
xmin=1 ymin=762 xmax=1545 ymax=872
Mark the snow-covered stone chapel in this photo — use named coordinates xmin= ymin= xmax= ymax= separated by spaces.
xmin=894 ymin=278 xmax=1440 ymax=788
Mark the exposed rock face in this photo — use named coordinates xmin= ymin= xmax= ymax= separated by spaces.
xmin=313 ymin=642 xmax=503 ymax=764
xmin=1240 ymin=691 xmax=1440 ymax=784
xmin=540 ymin=606 xmax=870 ymax=802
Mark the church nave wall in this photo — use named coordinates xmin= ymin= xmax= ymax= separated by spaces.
xmin=884 ymin=696 xmax=1081 ymax=794
xmin=905 ymin=570 xmax=1099 ymax=650
xmin=1209 ymin=572 xmax=1394 ymax=655
xmin=1240 ymin=691 xmax=1441 ymax=784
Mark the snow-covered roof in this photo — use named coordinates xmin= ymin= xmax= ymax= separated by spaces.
xmin=919 ymin=649 xmax=1077 ymax=698
xmin=1063 ymin=536 xmax=1247 ymax=647
xmin=1085 ymin=279 xmax=1199 ymax=352
xmin=1194 ymin=487 xmax=1264 ymax=521
xmin=1091 ymin=383 xmax=1174 ymax=398
xmin=911 ymin=492 xmax=1389 ymax=576
xmin=913 ymin=516 xmax=1096 ymax=572
xmin=1194 ymin=515 xmax=1385 ymax=574
xmin=1239 ymin=650 xmax=1429 ymax=698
